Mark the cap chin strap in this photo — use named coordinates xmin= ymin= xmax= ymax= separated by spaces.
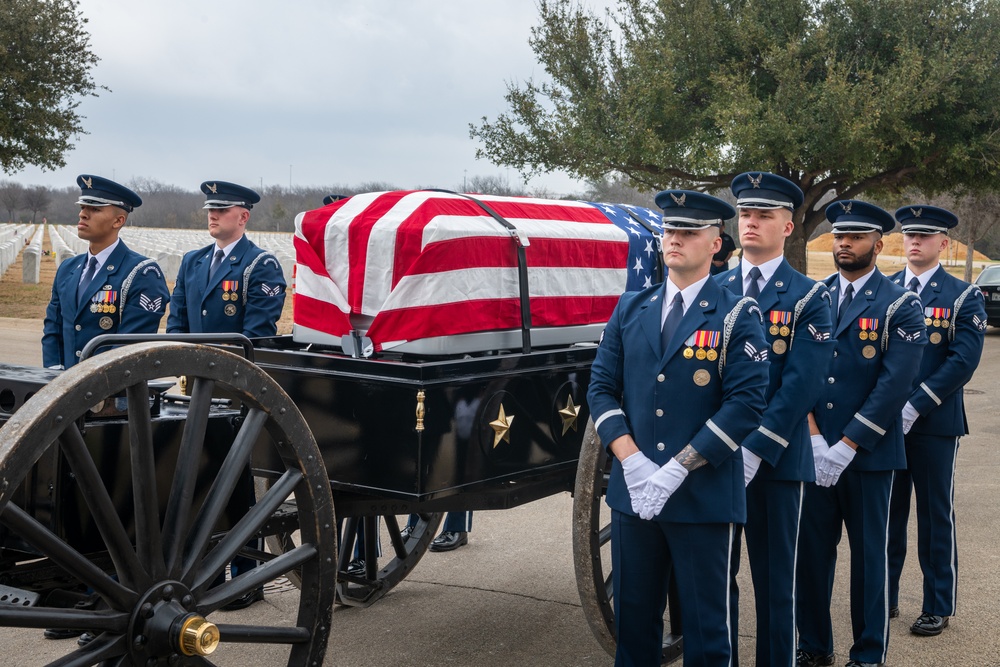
xmin=736 ymin=197 xmax=793 ymax=209
xmin=203 ymin=200 xmax=248 ymax=209
xmin=901 ymin=225 xmax=947 ymax=235
xmin=77 ymin=196 xmax=127 ymax=209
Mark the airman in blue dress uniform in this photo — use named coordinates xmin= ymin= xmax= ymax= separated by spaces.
xmin=717 ymin=173 xmax=835 ymax=667
xmin=42 ymin=175 xmax=169 ymax=369
xmin=167 ymin=181 xmax=286 ymax=338
xmin=796 ymin=201 xmax=927 ymax=667
xmin=886 ymin=205 xmax=986 ymax=637
xmin=168 ymin=181 xmax=286 ymax=611
xmin=588 ymin=190 xmax=769 ymax=666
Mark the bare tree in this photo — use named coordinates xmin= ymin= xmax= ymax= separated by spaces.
xmin=22 ymin=185 xmax=51 ymax=222
xmin=0 ymin=180 xmax=24 ymax=221
xmin=952 ymin=193 xmax=1000 ymax=282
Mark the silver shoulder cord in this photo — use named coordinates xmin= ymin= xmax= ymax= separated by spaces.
xmin=720 ymin=296 xmax=761 ymax=376
xmin=789 ymin=281 xmax=830 ymax=351
xmin=119 ymin=259 xmax=156 ymax=325
xmin=950 ymin=284 xmax=980 ymax=343
xmin=883 ymin=291 xmax=920 ymax=352
xmin=241 ymin=252 xmax=278 ymax=305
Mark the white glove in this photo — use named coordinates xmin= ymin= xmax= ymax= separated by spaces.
xmin=621 ymin=451 xmax=661 ymax=514
xmin=901 ymin=402 xmax=919 ymax=435
xmin=638 ymin=459 xmax=689 ymax=520
xmin=810 ymin=435 xmax=829 ymax=481
xmin=816 ymin=441 xmax=856 ymax=487
xmin=743 ymin=450 xmax=762 ymax=487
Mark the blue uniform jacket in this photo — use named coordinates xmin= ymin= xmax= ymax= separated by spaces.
xmin=588 ymin=278 xmax=770 ymax=524
xmin=889 ymin=266 xmax=986 ymax=437
xmin=717 ymin=259 xmax=835 ymax=482
xmin=815 ymin=270 xmax=926 ymax=471
xmin=167 ymin=235 xmax=286 ymax=337
xmin=42 ymin=242 xmax=169 ymax=368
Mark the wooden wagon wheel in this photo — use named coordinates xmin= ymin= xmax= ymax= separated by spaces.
xmin=0 ymin=342 xmax=337 ymax=666
xmin=571 ymin=419 xmax=683 ymax=664
xmin=255 ymin=478 xmax=442 ymax=608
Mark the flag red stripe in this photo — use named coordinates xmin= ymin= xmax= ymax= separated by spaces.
xmin=293 ymin=293 xmax=353 ymax=335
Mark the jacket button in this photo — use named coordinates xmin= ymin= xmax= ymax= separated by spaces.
xmin=202 ymin=310 xmax=208 ymax=316
xmin=75 ymin=325 xmax=82 ymax=331
xmin=657 ymin=443 xmax=665 ymax=451
xmin=833 ymin=350 xmax=838 ymax=357
xmin=828 ymin=377 xmax=835 ymax=384
xmin=75 ymin=351 xmax=81 ymax=357
xmin=657 ymin=374 xmax=665 ymax=382
xmin=826 ymin=402 xmax=834 ymax=409
xmin=656 ymin=409 xmax=664 ymax=417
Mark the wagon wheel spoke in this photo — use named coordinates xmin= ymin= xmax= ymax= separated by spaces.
xmin=181 ymin=407 xmax=266 ymax=581
xmin=57 ymin=425 xmax=148 ymax=591
xmin=216 ymin=624 xmax=312 ymax=644
xmin=0 ymin=606 xmax=128 ymax=633
xmin=162 ymin=376 xmax=216 ymax=576
xmin=336 ymin=517 xmax=359 ymax=574
xmin=383 ymin=513 xmax=407 ymax=558
xmin=362 ymin=516 xmax=378 ymax=578
xmin=194 ymin=468 xmax=303 ymax=590
xmin=126 ymin=380 xmax=165 ymax=581
xmin=198 ymin=543 xmax=317 ymax=612
xmin=45 ymin=633 xmax=127 ymax=667
xmin=0 ymin=503 xmax=135 ymax=609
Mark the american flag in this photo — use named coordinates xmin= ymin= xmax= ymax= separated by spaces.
xmin=586 ymin=202 xmax=663 ymax=291
xmin=293 ymin=190 xmax=661 ymax=352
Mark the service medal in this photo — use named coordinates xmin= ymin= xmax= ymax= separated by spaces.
xmin=859 ymin=330 xmax=869 ymax=341
xmin=224 ymin=304 xmax=237 ymax=316
xmin=862 ymin=345 xmax=876 ymax=359
xmin=99 ymin=316 xmax=113 ymax=330
xmin=933 ymin=318 xmax=941 ymax=327
xmin=222 ymin=292 xmax=230 ymax=301
xmin=769 ymin=325 xmax=779 ymax=336
xmin=683 ymin=348 xmax=694 ymax=359
xmin=868 ymin=331 xmax=877 ymax=341
xmin=941 ymin=319 xmax=949 ymax=329
xmin=695 ymin=348 xmax=707 ymax=360
xmin=706 ymin=349 xmax=718 ymax=361
xmin=930 ymin=332 xmax=942 ymax=344
xmin=779 ymin=325 xmax=790 ymax=337
xmin=108 ymin=305 xmax=116 ymax=314
xmin=90 ymin=304 xmax=98 ymax=313
xmin=693 ymin=369 xmax=711 ymax=386
xmin=925 ymin=317 xmax=933 ymax=326
xmin=772 ymin=339 xmax=787 ymax=355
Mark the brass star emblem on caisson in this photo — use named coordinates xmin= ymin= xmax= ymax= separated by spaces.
xmin=490 ymin=404 xmax=515 ymax=448
xmin=559 ymin=395 xmax=581 ymax=436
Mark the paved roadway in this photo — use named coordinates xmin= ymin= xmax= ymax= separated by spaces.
xmin=1 ymin=317 xmax=999 ymax=666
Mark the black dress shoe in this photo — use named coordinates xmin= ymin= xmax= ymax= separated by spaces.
xmin=400 ymin=526 xmax=414 ymax=541
xmin=796 ymin=649 xmax=835 ymax=666
xmin=845 ymin=661 xmax=884 ymax=667
xmin=43 ymin=628 xmax=85 ymax=640
xmin=429 ymin=531 xmax=468 ymax=552
xmin=345 ymin=558 xmax=366 ymax=575
xmin=910 ymin=612 xmax=949 ymax=636
xmin=889 ymin=605 xmax=899 ymax=618
xmin=77 ymin=631 xmax=96 ymax=646
xmin=220 ymin=587 xmax=264 ymax=611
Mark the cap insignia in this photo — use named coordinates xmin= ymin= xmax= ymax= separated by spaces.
xmin=748 ymin=173 xmax=762 ymax=189
xmin=206 ymin=183 xmax=218 ymax=194
xmin=82 ymin=176 xmax=92 ymax=189
xmin=910 ymin=207 xmax=923 ymax=218
xmin=670 ymin=193 xmax=686 ymax=207
xmin=839 ymin=201 xmax=853 ymax=214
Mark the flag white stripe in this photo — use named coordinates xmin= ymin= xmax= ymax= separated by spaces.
xmin=295 ymin=262 xmax=351 ymax=312
xmin=378 ymin=266 xmax=627 ymax=311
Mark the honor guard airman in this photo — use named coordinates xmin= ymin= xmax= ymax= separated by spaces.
xmin=588 ymin=190 xmax=769 ymax=666
xmin=42 ymin=175 xmax=169 ymax=370
xmin=796 ymin=201 xmax=927 ymax=667
xmin=886 ymin=205 xmax=985 ymax=637
xmin=167 ymin=181 xmax=286 ymax=611
xmin=166 ymin=181 xmax=286 ymax=339
xmin=716 ymin=173 xmax=835 ymax=667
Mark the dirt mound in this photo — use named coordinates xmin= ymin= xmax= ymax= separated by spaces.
xmin=808 ymin=232 xmax=991 ymax=261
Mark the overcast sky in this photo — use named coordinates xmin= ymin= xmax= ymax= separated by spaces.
xmin=15 ymin=0 xmax=585 ymax=195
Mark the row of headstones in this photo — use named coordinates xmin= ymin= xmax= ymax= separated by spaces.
xmin=47 ymin=225 xmax=296 ymax=284
xmin=0 ymin=223 xmax=35 ymax=279
xmin=21 ymin=225 xmax=46 ymax=283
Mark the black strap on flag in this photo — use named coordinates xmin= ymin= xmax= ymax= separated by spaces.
xmin=428 ymin=190 xmax=532 ymax=354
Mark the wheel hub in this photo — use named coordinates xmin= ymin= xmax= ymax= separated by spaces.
xmin=128 ymin=581 xmax=219 ymax=663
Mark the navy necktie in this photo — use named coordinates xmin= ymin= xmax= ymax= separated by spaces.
xmin=908 ymin=276 xmax=920 ymax=294
xmin=745 ymin=266 xmax=762 ymax=299
xmin=77 ymin=256 xmax=97 ymax=307
xmin=208 ymin=248 xmax=225 ymax=283
xmin=837 ymin=283 xmax=854 ymax=327
xmin=661 ymin=292 xmax=684 ymax=353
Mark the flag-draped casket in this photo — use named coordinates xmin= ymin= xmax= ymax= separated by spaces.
xmin=293 ymin=190 xmax=662 ymax=356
